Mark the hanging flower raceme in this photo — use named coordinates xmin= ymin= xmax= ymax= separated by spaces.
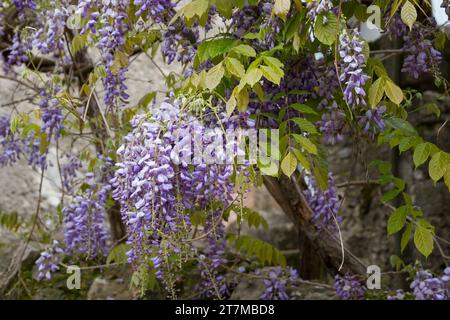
xmin=334 ymin=273 xmax=366 ymax=300
xmin=77 ymin=0 xmax=130 ymax=110
xmin=111 ymin=100 xmax=244 ymax=296
xmin=0 ymin=116 xmax=24 ymax=167
xmin=402 ymin=20 xmax=442 ymax=79
xmin=410 ymin=268 xmax=450 ymax=300
xmin=35 ymin=240 xmax=64 ymax=281
xmin=304 ymin=173 xmax=342 ymax=229
xmin=63 ymin=159 xmax=113 ymax=258
xmin=358 ymin=105 xmax=386 ymax=140
xmin=339 ymin=29 xmax=370 ymax=109
xmin=259 ymin=267 xmax=299 ymax=300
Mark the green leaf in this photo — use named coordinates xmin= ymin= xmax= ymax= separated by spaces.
xmin=413 ymin=142 xmax=432 ymax=168
xmin=401 ymin=222 xmax=413 ymax=253
xmin=288 ymin=103 xmax=318 ymax=115
xmin=292 ymin=148 xmax=310 ymax=172
xmin=385 ymin=117 xmax=417 ymax=136
xmin=205 ymin=63 xmax=224 ymax=90
xmin=382 ymin=188 xmax=402 ymax=202
xmin=260 ymin=65 xmax=282 ymax=85
xmin=384 ymin=79 xmax=403 ymax=105
xmin=226 ymin=95 xmax=236 ymax=117
xmin=291 ymin=118 xmax=318 ymax=134
xmin=232 ymin=44 xmax=256 ymax=57
xmin=258 ymin=159 xmax=279 ymax=177
xmin=182 ymin=0 xmax=210 ymax=26
xmin=242 ymin=68 xmax=263 ymax=87
xmin=398 ymin=136 xmax=421 ymax=153
xmin=314 ymin=12 xmax=339 ymax=46
xmin=444 ymin=165 xmax=450 ymax=192
xmin=387 ymin=206 xmax=407 ymax=235
xmin=107 ymin=243 xmax=131 ymax=265
xmin=428 ymin=151 xmax=447 ymax=182
xmin=196 ymin=38 xmax=236 ymax=66
xmin=414 ymin=219 xmax=434 ymax=257
xmin=214 ymin=0 xmax=233 ymax=18
xmin=225 ymin=57 xmax=245 ymax=78
xmin=281 ymin=151 xmax=297 ymax=177
xmin=292 ymin=134 xmax=318 ymax=155
xmin=424 ymin=103 xmax=440 ymax=118
xmin=401 ymin=1 xmax=417 ymax=31
xmin=273 ymin=0 xmax=291 ymax=20
xmin=368 ymin=77 xmax=385 ymax=108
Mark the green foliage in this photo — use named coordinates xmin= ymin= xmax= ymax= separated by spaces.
xmin=0 ymin=211 xmax=23 ymax=233
xmin=106 ymin=243 xmax=131 ymax=265
xmin=228 ymin=234 xmax=286 ymax=267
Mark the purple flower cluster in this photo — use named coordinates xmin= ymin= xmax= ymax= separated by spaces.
xmin=161 ymin=21 xmax=198 ymax=65
xmin=78 ymin=1 xmax=130 ymax=109
xmin=38 ymin=85 xmax=65 ymax=140
xmin=35 ymin=240 xmax=64 ymax=281
xmin=197 ymin=234 xmax=229 ymax=299
xmin=0 ymin=115 xmax=48 ymax=169
xmin=61 ymin=154 xmax=82 ymax=193
xmin=402 ymin=22 xmax=442 ymax=79
xmin=7 ymin=34 xmax=29 ymax=66
xmin=334 ymin=273 xmax=366 ymax=300
xmin=306 ymin=0 xmax=333 ymax=20
xmin=32 ymin=5 xmax=69 ymax=55
xmin=339 ymin=29 xmax=370 ymax=109
xmin=63 ymin=160 xmax=112 ymax=257
xmin=304 ymin=173 xmax=342 ymax=229
xmin=316 ymin=101 xmax=346 ymax=145
xmin=0 ymin=116 xmax=23 ymax=167
xmin=410 ymin=268 xmax=450 ymax=300
xmin=134 ymin=0 xmax=175 ymax=24
xmin=358 ymin=105 xmax=386 ymax=140
xmin=12 ymin=0 xmax=37 ymax=20
xmin=230 ymin=0 xmax=281 ymax=49
xmin=111 ymin=100 xmax=240 ymax=294
xmin=260 ymin=267 xmax=299 ymax=300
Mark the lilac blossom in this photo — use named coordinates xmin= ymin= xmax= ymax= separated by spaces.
xmin=35 ymin=240 xmax=64 ymax=281
xmin=358 ymin=105 xmax=386 ymax=140
xmin=410 ymin=268 xmax=450 ymax=300
xmin=304 ymin=173 xmax=342 ymax=229
xmin=334 ymin=273 xmax=366 ymax=300
xmin=402 ymin=22 xmax=442 ymax=79
xmin=0 ymin=116 xmax=23 ymax=167
xmin=339 ymin=29 xmax=370 ymax=109
xmin=316 ymin=101 xmax=346 ymax=145
xmin=63 ymin=159 xmax=113 ymax=257
xmin=260 ymin=267 xmax=298 ymax=300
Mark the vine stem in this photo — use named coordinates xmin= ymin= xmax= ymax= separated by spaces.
xmin=17 ymin=165 xmax=45 ymax=265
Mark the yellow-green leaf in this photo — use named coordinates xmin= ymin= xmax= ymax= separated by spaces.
xmin=226 ymin=95 xmax=236 ymax=117
xmin=225 ymin=57 xmax=245 ymax=78
xmin=260 ymin=65 xmax=282 ymax=85
xmin=428 ymin=151 xmax=447 ymax=182
xmin=314 ymin=12 xmax=339 ymax=46
xmin=401 ymin=222 xmax=413 ymax=253
xmin=242 ymin=68 xmax=263 ymax=87
xmin=368 ymin=77 xmax=385 ymax=108
xmin=205 ymin=63 xmax=224 ymax=90
xmin=384 ymin=79 xmax=403 ymax=105
xmin=414 ymin=219 xmax=434 ymax=257
xmin=273 ymin=0 xmax=291 ymax=20
xmin=413 ymin=142 xmax=432 ymax=168
xmin=281 ymin=151 xmax=297 ymax=177
xmin=387 ymin=206 xmax=407 ymax=235
xmin=232 ymin=44 xmax=256 ymax=57
xmin=401 ymin=1 xmax=417 ymax=31
xmin=292 ymin=134 xmax=317 ymax=155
